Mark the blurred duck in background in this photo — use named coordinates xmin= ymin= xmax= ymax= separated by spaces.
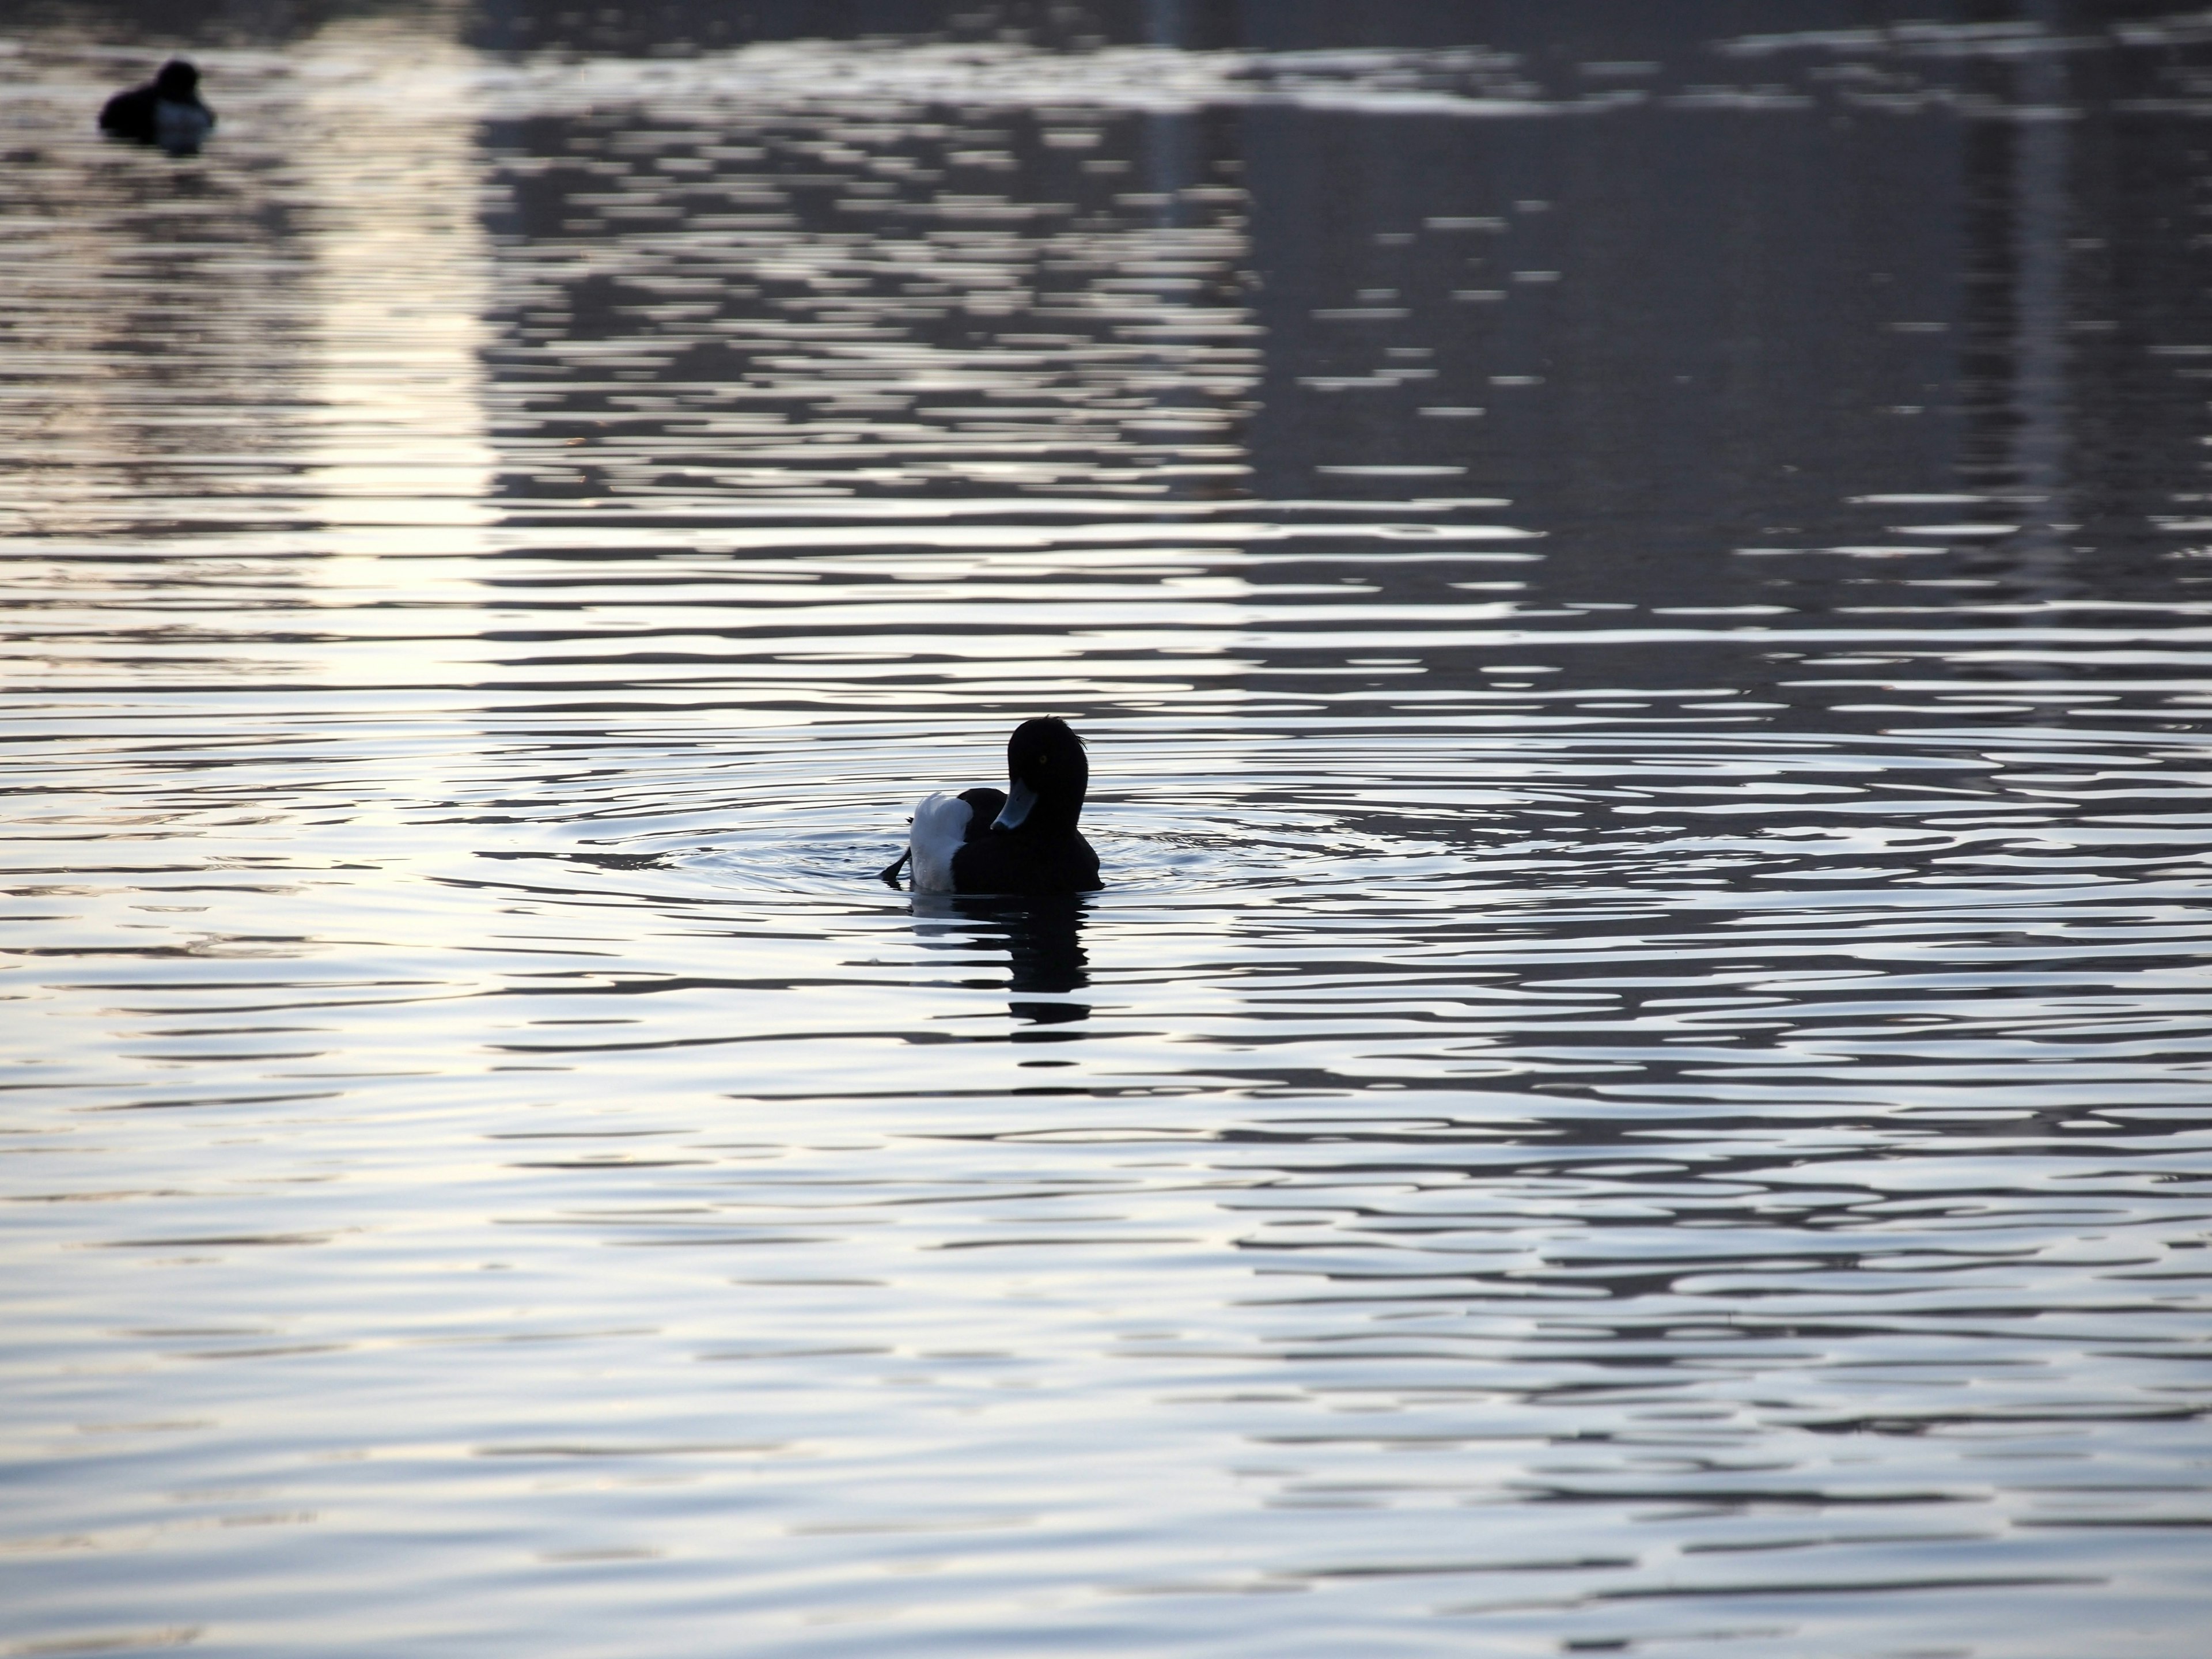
xmin=100 ymin=59 xmax=215 ymax=156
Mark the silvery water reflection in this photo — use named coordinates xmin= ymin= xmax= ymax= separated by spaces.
xmin=4 ymin=5 xmax=2211 ymax=1655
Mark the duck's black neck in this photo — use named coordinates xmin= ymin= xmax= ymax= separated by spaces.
xmin=1015 ymin=790 xmax=1085 ymax=838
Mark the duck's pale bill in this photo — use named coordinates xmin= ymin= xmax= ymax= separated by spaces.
xmin=992 ymin=779 xmax=1038 ymax=831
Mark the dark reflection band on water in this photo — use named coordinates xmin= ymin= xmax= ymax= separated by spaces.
xmin=4 ymin=5 xmax=2212 ymax=1657
xmin=910 ymin=893 xmax=1093 ymax=1020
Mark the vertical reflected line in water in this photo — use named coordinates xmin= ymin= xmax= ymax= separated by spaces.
xmin=1957 ymin=3 xmax=2077 ymax=660
xmin=1142 ymin=73 xmax=1198 ymax=214
xmin=298 ymin=20 xmax=495 ymax=562
xmin=2007 ymin=0 xmax=2072 ymax=577
xmin=1141 ymin=4 xmax=1254 ymax=518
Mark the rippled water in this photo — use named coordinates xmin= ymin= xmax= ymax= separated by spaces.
xmin=6 ymin=6 xmax=2212 ymax=1655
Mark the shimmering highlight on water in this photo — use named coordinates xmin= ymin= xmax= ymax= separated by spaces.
xmin=3 ymin=9 xmax=2211 ymax=1657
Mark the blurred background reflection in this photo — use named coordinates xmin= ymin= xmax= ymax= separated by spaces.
xmin=5 ymin=5 xmax=2212 ymax=1657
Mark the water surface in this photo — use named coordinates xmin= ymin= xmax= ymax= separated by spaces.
xmin=5 ymin=7 xmax=2212 ymax=1656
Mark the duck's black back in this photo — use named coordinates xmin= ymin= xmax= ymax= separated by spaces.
xmin=99 ymin=85 xmax=160 ymax=142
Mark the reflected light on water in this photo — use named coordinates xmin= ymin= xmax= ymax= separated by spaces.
xmin=2 ymin=6 xmax=2211 ymax=1658
xmin=300 ymin=22 xmax=497 ymax=552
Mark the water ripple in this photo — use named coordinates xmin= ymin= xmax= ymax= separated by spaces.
xmin=4 ymin=10 xmax=2211 ymax=1659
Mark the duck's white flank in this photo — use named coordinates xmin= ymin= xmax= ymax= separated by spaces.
xmin=907 ymin=792 xmax=972 ymax=892
xmin=155 ymin=99 xmax=212 ymax=153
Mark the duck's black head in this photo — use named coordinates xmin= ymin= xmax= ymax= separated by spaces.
xmin=993 ymin=717 xmax=1088 ymax=835
xmin=154 ymin=59 xmax=200 ymax=99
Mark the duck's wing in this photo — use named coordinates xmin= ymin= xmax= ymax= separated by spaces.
xmin=956 ymin=787 xmax=1006 ymax=837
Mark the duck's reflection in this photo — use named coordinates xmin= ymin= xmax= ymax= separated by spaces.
xmin=907 ymin=893 xmax=1090 ymax=1030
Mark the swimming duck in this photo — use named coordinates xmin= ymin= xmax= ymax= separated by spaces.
xmin=100 ymin=59 xmax=216 ymax=156
xmin=882 ymin=718 xmax=1101 ymax=895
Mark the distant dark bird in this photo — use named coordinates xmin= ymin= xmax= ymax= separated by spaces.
xmin=882 ymin=718 xmax=1101 ymax=895
xmin=100 ymin=59 xmax=215 ymax=156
